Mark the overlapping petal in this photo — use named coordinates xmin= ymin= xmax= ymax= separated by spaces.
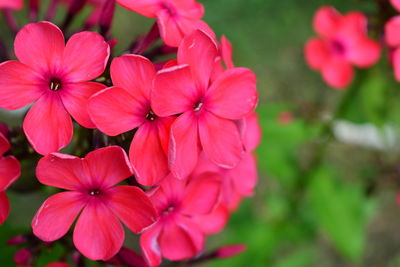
xmin=199 ymin=112 xmax=244 ymax=169
xmin=0 ymin=192 xmax=9 ymax=225
xmin=169 ymin=112 xmax=199 ymax=179
xmin=304 ymin=38 xmax=331 ymax=70
xmin=88 ymin=87 xmax=146 ymax=136
xmin=106 ymin=185 xmax=157 ymax=233
xmin=321 ymin=59 xmax=353 ymax=89
xmin=313 ymin=6 xmax=341 ymax=38
xmin=0 ymin=156 xmax=21 ymax=191
xmin=130 ymin=122 xmax=169 ymax=186
xmin=140 ymin=223 xmax=163 ymax=267
xmin=205 ymin=68 xmax=257 ymax=120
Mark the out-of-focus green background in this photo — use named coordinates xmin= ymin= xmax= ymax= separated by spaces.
xmin=2 ymin=0 xmax=400 ymax=266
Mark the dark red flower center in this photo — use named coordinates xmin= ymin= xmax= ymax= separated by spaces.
xmin=160 ymin=1 xmax=176 ymax=17
xmin=330 ymin=39 xmax=346 ymax=57
xmin=146 ymin=110 xmax=157 ymax=121
xmin=88 ymin=189 xmax=101 ymax=196
xmin=49 ymin=78 xmax=62 ymax=91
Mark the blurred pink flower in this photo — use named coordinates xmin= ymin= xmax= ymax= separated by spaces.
xmin=0 ymin=22 xmax=110 ymax=155
xmin=140 ymin=173 xmax=221 ymax=266
xmin=116 ymin=0 xmax=214 ymax=47
xmin=391 ymin=0 xmax=400 ymax=11
xmin=32 ymin=146 xmax=157 ymax=261
xmin=0 ymin=0 xmax=22 ymax=10
xmin=88 ymin=55 xmax=174 ymax=186
xmin=305 ymin=6 xmax=380 ymax=89
xmin=152 ymin=30 xmax=258 ymax=179
xmin=385 ymin=15 xmax=400 ymax=81
xmin=0 ymin=132 xmax=21 ymax=225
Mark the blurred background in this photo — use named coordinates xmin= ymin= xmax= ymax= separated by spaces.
xmin=2 ymin=0 xmax=400 ymax=266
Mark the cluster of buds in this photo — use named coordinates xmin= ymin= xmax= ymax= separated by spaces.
xmin=0 ymin=0 xmax=260 ymax=266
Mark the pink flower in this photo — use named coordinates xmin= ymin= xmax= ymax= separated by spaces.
xmin=115 ymin=0 xmax=214 ymax=47
xmin=0 ymin=132 xmax=21 ymax=225
xmin=140 ymin=173 xmax=221 ymax=266
xmin=152 ymin=30 xmax=258 ymax=179
xmin=0 ymin=0 xmax=23 ymax=10
xmin=32 ymin=146 xmax=157 ymax=261
xmin=391 ymin=0 xmax=400 ymax=11
xmin=88 ymin=55 xmax=174 ymax=186
xmin=385 ymin=16 xmax=400 ymax=81
xmin=305 ymin=6 xmax=380 ymax=89
xmin=0 ymin=22 xmax=110 ymax=155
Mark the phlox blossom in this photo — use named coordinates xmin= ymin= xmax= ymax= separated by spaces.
xmin=0 ymin=132 xmax=21 ymax=225
xmin=305 ymin=6 xmax=380 ymax=89
xmin=0 ymin=22 xmax=110 ymax=155
xmin=88 ymin=55 xmax=174 ymax=187
xmin=116 ymin=0 xmax=214 ymax=47
xmin=391 ymin=0 xmax=400 ymax=11
xmin=32 ymin=146 xmax=157 ymax=261
xmin=140 ymin=172 xmax=221 ymax=266
xmin=0 ymin=0 xmax=22 ymax=10
xmin=385 ymin=15 xmax=400 ymax=81
xmin=152 ymin=30 xmax=258 ymax=179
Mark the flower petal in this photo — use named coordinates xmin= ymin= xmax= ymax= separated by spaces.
xmin=0 ymin=0 xmax=23 ymax=9
xmin=178 ymin=30 xmax=218 ymax=91
xmin=115 ymin=0 xmax=159 ymax=17
xmin=229 ymin=153 xmax=258 ymax=196
xmin=88 ymin=87 xmax=146 ymax=136
xmin=23 ymin=93 xmax=73 ymax=155
xmin=14 ymin=22 xmax=64 ymax=73
xmin=140 ymin=223 xmax=163 ymax=267
xmin=205 ymin=67 xmax=257 ymax=120
xmin=313 ymin=6 xmax=341 ymax=38
xmin=169 ymin=112 xmax=199 ymax=179
xmin=60 ymin=82 xmax=106 ymax=128
xmin=0 ymin=192 xmax=9 ymax=225
xmin=130 ymin=122 xmax=169 ymax=186
xmin=32 ymin=191 xmax=85 ymax=242
xmin=73 ymin=200 xmax=124 ymax=261
xmin=385 ymin=16 xmax=400 ymax=47
xmin=347 ymin=38 xmax=380 ymax=68
xmin=304 ymin=38 xmax=331 ymax=70
xmin=321 ymin=59 xmax=354 ymax=89
xmin=84 ymin=146 xmax=132 ymax=189
xmin=36 ymin=153 xmax=90 ymax=190
xmin=193 ymin=203 xmax=229 ymax=234
xmin=220 ymin=35 xmax=234 ymax=69
xmin=107 ymin=185 xmax=157 ymax=233
xmin=181 ymin=172 xmax=221 ymax=215
xmin=157 ymin=11 xmax=185 ymax=47
xmin=243 ymin=113 xmax=262 ymax=152
xmin=159 ymin=216 xmax=204 ymax=261
xmin=0 ymin=61 xmax=43 ymax=110
xmin=63 ymin=31 xmax=110 ymax=82
xmin=0 ymin=156 xmax=20 ymax=191
xmin=110 ymin=55 xmax=155 ymax=101
xmin=199 ymin=112 xmax=244 ymax=168
xmin=152 ymin=65 xmax=198 ymax=116
xmin=0 ymin=133 xmax=9 ymax=157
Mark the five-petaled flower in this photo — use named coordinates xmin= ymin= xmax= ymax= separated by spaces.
xmin=152 ymin=30 xmax=258 ymax=179
xmin=140 ymin=172 xmax=221 ymax=266
xmin=0 ymin=22 xmax=110 ymax=155
xmin=88 ymin=55 xmax=174 ymax=187
xmin=0 ymin=132 xmax=20 ymax=225
xmin=305 ymin=6 xmax=380 ymax=89
xmin=116 ymin=0 xmax=214 ymax=47
xmin=32 ymin=146 xmax=157 ymax=261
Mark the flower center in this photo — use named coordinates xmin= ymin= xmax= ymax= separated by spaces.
xmin=146 ymin=110 xmax=157 ymax=121
xmin=49 ymin=78 xmax=62 ymax=91
xmin=330 ymin=39 xmax=346 ymax=57
xmin=88 ymin=189 xmax=101 ymax=196
xmin=162 ymin=205 xmax=175 ymax=215
xmin=194 ymin=102 xmax=203 ymax=112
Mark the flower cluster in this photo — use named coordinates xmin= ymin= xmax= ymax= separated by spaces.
xmin=0 ymin=0 xmax=259 ymax=266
